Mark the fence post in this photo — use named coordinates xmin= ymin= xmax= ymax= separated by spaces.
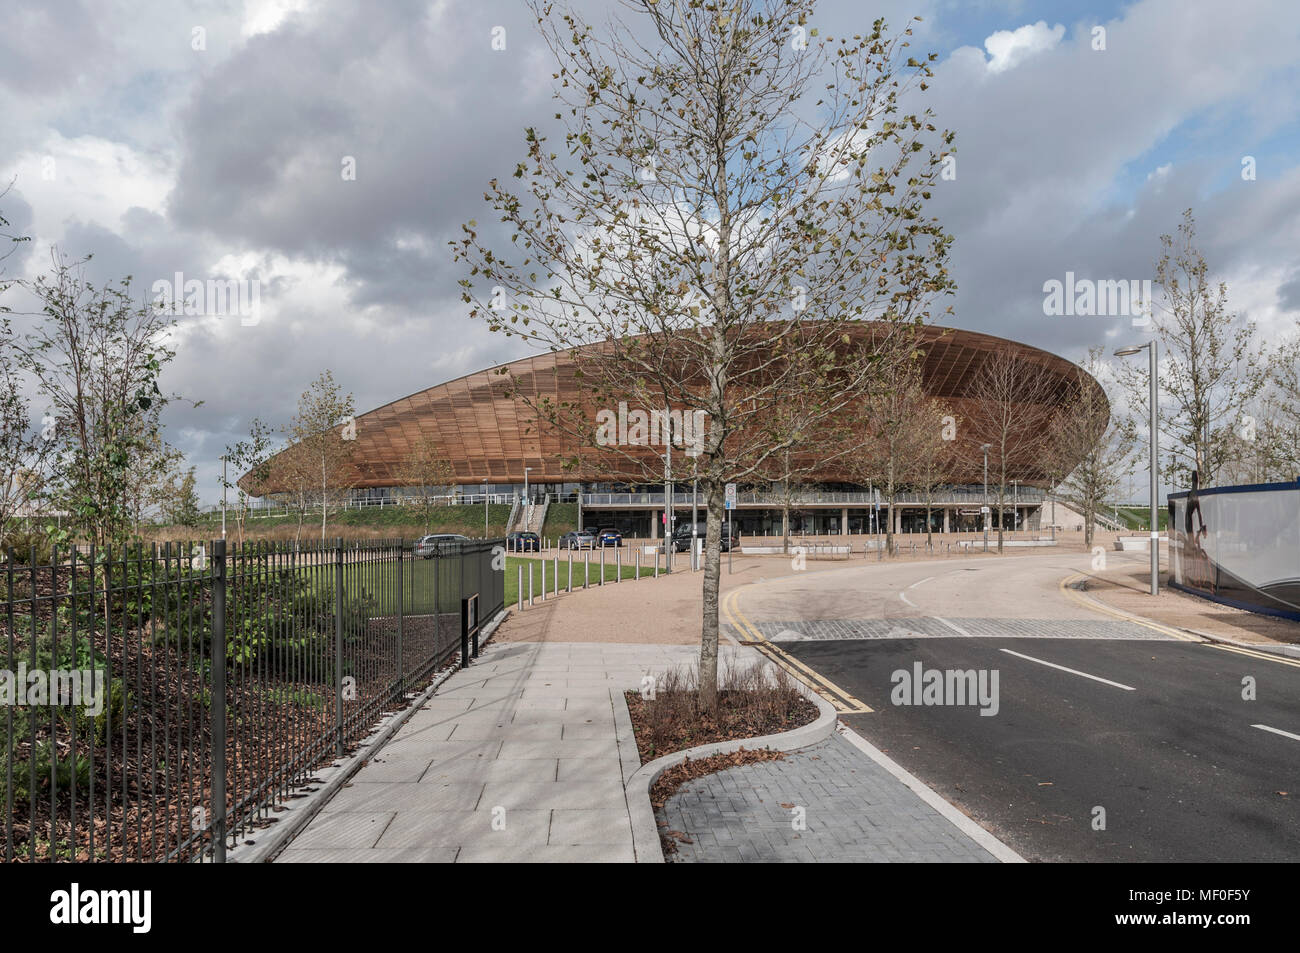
xmin=211 ymin=539 xmax=227 ymax=863
xmin=396 ymin=541 xmax=404 ymax=695
xmin=334 ymin=537 xmax=344 ymax=759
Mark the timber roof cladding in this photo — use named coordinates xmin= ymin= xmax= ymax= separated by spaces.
xmin=245 ymin=323 xmax=1104 ymax=494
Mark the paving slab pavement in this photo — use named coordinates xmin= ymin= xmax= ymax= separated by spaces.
xmin=276 ymin=639 xmax=745 ymax=862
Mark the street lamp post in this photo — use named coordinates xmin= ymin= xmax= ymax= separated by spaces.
xmin=1012 ymin=479 xmax=1018 ymax=532
xmin=1114 ymin=341 xmax=1160 ymax=595
xmin=483 ymin=478 xmax=489 ymax=538
xmin=981 ymin=444 xmax=991 ymax=553
xmin=523 ymin=467 xmax=531 ymax=504
xmin=220 ymin=455 xmax=227 ymax=541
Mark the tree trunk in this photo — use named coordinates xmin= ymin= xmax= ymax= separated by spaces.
xmin=700 ymin=481 xmax=723 ymax=708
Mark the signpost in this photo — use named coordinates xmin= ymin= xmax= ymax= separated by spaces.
xmin=725 ymin=483 xmax=736 ymax=574
xmin=461 ymin=593 xmax=480 ymax=668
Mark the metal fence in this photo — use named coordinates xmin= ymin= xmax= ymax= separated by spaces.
xmin=0 ymin=536 xmax=503 ymax=863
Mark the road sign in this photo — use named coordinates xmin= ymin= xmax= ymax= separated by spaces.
xmin=725 ymin=483 xmax=736 ymax=511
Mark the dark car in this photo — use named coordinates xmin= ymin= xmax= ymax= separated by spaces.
xmin=559 ymin=530 xmax=597 ymax=550
xmin=414 ymin=534 xmax=469 ymax=558
xmin=595 ymin=527 xmax=623 ymax=547
xmin=506 ymin=531 xmax=540 ymax=552
xmin=671 ymin=522 xmax=737 ymax=552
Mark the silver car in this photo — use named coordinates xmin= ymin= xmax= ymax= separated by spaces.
xmin=559 ymin=530 xmax=598 ymax=550
xmin=414 ymin=534 xmax=468 ymax=558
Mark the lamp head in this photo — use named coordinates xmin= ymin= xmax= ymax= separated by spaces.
xmin=1113 ymin=344 xmax=1145 ymax=357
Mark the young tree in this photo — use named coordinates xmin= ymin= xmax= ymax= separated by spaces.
xmin=224 ymin=417 xmax=275 ymax=547
xmin=1117 ymin=209 xmax=1266 ymax=490
xmin=964 ymin=349 xmax=1060 ymax=553
xmin=455 ymin=2 xmax=954 ymax=703
xmin=17 ymin=251 xmax=178 ymax=549
xmin=286 ymin=370 xmax=357 ymax=543
xmin=0 ymin=317 xmax=53 ymax=546
xmin=165 ymin=465 xmax=203 ymax=528
xmin=393 ymin=435 xmax=458 ymax=533
xmin=1048 ymin=348 xmax=1131 ymax=549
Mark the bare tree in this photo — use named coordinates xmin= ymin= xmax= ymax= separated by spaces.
xmin=224 ymin=417 xmax=275 ymax=548
xmin=393 ymin=435 xmax=458 ymax=533
xmin=965 ymin=349 xmax=1060 ymax=553
xmin=1048 ymin=347 xmax=1131 ymax=549
xmin=907 ymin=397 xmax=958 ymax=548
xmin=455 ymin=1 xmax=954 ymax=702
xmin=1117 ymin=209 xmax=1265 ymax=490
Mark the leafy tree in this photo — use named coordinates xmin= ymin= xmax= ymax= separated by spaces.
xmin=455 ymin=1 xmax=954 ymax=703
xmin=166 ymin=465 xmax=203 ymax=528
xmin=17 ymin=251 xmax=178 ymax=549
xmin=1117 ymin=209 xmax=1266 ymax=490
xmin=286 ymin=370 xmax=356 ymax=543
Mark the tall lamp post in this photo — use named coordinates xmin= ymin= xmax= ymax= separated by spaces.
xmin=482 ymin=478 xmax=489 ymax=538
xmin=1114 ymin=340 xmax=1160 ymax=595
xmin=523 ymin=466 xmax=532 ymax=504
xmin=220 ymin=455 xmax=227 ymax=541
xmin=981 ymin=444 xmax=991 ymax=553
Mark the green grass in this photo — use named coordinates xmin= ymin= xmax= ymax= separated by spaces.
xmin=1111 ymin=506 xmax=1169 ymax=531
xmin=180 ymin=503 xmax=515 ymax=538
xmin=504 ymin=552 xmax=658 ymax=604
xmin=307 ymin=556 xmax=471 ymax=616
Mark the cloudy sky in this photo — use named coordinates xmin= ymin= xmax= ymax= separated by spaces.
xmin=3 ymin=0 xmax=1298 ymax=503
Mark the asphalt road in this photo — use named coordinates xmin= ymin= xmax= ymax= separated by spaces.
xmin=731 ymin=551 xmax=1300 ymax=862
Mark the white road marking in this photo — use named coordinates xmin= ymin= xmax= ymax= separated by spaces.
xmin=999 ymin=649 xmax=1135 ymax=691
xmin=1252 ymin=723 xmax=1300 ymax=742
xmin=934 ymin=616 xmax=974 ymax=638
xmin=908 ymin=576 xmax=935 ymax=589
xmin=899 ymin=591 xmax=917 ymax=607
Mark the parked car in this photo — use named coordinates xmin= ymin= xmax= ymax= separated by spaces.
xmin=414 ymin=534 xmax=469 ymax=558
xmin=671 ymin=522 xmax=737 ymax=552
xmin=559 ymin=530 xmax=598 ymax=550
xmin=506 ymin=531 xmax=540 ymax=552
xmin=595 ymin=527 xmax=623 ymax=547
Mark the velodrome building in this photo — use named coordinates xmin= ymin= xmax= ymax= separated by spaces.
xmin=247 ymin=323 xmax=1103 ymax=538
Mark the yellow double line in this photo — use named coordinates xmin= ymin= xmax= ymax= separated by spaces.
xmin=1060 ymin=572 xmax=1300 ymax=669
xmin=722 ymin=585 xmax=872 ymax=713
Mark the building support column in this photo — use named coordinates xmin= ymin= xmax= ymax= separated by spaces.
xmin=842 ymin=507 xmax=849 ymax=536
xmin=943 ymin=507 xmax=950 ymax=533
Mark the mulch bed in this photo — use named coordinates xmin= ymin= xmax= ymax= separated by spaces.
xmin=623 ymin=689 xmax=818 ymax=765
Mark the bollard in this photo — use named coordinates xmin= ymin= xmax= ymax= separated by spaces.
xmin=654 ymin=547 xmax=659 ymax=578
xmin=635 ymin=548 xmax=640 ymax=580
xmin=567 ymin=551 xmax=573 ymax=592
xmin=529 ymin=562 xmax=534 ymax=606
xmin=541 ymin=559 xmax=546 ymax=601
xmin=600 ymin=546 xmax=605 ymax=585
xmin=584 ymin=549 xmax=589 ymax=589
xmin=553 ymin=556 xmax=559 ymax=597
xmin=616 ymin=545 xmax=621 ymax=582
xmin=518 ymin=565 xmax=523 ymax=610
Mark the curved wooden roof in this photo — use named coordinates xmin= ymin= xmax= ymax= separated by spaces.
xmin=247 ymin=323 xmax=1103 ymax=492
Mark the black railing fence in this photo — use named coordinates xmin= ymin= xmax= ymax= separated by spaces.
xmin=1 ymin=536 xmax=504 ymax=863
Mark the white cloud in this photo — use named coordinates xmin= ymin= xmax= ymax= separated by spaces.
xmin=983 ymin=20 xmax=1065 ymax=73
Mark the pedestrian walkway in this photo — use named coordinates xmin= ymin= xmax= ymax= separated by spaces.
xmin=658 ymin=732 xmax=999 ymax=862
xmin=276 ymin=640 xmax=726 ymax=862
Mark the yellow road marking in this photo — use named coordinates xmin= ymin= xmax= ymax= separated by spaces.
xmin=722 ymin=587 xmax=872 ymax=714
xmin=1060 ymin=572 xmax=1300 ymax=668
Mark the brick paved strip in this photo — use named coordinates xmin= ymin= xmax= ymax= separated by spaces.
xmin=658 ymin=733 xmax=999 ymax=863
